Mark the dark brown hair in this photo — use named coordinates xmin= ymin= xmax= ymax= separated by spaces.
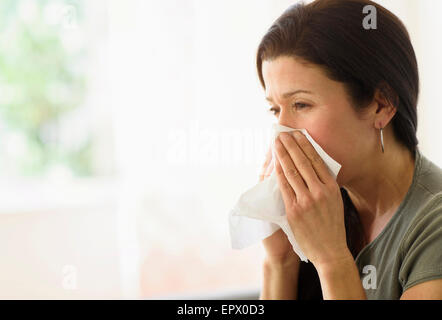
xmin=256 ymin=0 xmax=420 ymax=299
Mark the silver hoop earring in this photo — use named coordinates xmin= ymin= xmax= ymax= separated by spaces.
xmin=380 ymin=127 xmax=384 ymax=153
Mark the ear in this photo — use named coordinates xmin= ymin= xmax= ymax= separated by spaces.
xmin=373 ymin=82 xmax=397 ymax=128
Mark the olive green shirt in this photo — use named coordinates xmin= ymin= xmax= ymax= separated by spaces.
xmin=355 ymin=148 xmax=442 ymax=299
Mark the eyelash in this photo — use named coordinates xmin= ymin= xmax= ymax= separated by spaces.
xmin=268 ymin=103 xmax=309 ymax=115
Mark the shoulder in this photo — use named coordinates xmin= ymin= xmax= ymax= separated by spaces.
xmin=402 ymin=152 xmax=442 ymax=245
xmin=398 ymin=191 xmax=442 ymax=291
xmin=417 ymin=152 xmax=442 ymax=196
xmin=401 ymin=192 xmax=442 ymax=250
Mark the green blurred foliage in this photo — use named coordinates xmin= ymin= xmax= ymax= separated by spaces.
xmin=0 ymin=0 xmax=92 ymax=177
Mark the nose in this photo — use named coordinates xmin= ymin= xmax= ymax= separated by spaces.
xmin=278 ymin=106 xmax=296 ymax=128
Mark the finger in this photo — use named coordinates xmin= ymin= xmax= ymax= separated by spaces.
xmin=259 ymin=147 xmax=273 ymax=181
xmin=274 ymin=154 xmax=296 ymax=204
xmin=259 ymin=158 xmax=274 ymax=181
xmin=259 ymin=169 xmax=273 ymax=182
xmin=278 ymin=132 xmax=322 ymax=192
xmin=291 ymin=131 xmax=333 ymax=185
xmin=275 ymin=136 xmax=309 ymax=197
xmin=262 ymin=146 xmax=272 ymax=168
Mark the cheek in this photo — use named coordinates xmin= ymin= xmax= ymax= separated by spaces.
xmin=306 ymin=127 xmax=352 ymax=187
xmin=304 ymin=122 xmax=350 ymax=167
xmin=300 ymin=101 xmax=364 ymax=169
xmin=306 ymin=127 xmax=337 ymax=158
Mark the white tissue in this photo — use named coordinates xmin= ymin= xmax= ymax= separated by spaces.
xmin=228 ymin=123 xmax=342 ymax=262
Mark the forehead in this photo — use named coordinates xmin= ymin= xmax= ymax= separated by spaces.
xmin=262 ymin=56 xmax=328 ymax=92
xmin=262 ymin=56 xmax=350 ymax=103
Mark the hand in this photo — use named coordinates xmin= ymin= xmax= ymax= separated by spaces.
xmin=274 ymin=131 xmax=350 ymax=269
xmin=259 ymin=145 xmax=300 ymax=265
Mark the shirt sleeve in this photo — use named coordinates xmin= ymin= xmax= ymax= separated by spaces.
xmin=398 ymin=196 xmax=442 ymax=292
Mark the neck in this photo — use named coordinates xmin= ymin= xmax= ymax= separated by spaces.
xmin=343 ymin=141 xmax=416 ymax=240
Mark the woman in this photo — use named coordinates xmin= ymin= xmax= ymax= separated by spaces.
xmin=257 ymin=0 xmax=442 ymax=299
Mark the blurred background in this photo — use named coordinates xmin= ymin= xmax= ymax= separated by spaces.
xmin=0 ymin=0 xmax=441 ymax=299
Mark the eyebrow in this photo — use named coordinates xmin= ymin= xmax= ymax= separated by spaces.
xmin=265 ymin=90 xmax=313 ymax=103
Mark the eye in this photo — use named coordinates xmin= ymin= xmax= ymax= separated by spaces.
xmin=292 ymin=102 xmax=309 ymax=109
xmin=267 ymin=107 xmax=280 ymax=116
xmin=267 ymin=103 xmax=309 ymax=116
xmin=267 ymin=107 xmax=279 ymax=116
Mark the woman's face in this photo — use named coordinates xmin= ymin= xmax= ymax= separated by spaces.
xmin=262 ymin=55 xmax=375 ymax=186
